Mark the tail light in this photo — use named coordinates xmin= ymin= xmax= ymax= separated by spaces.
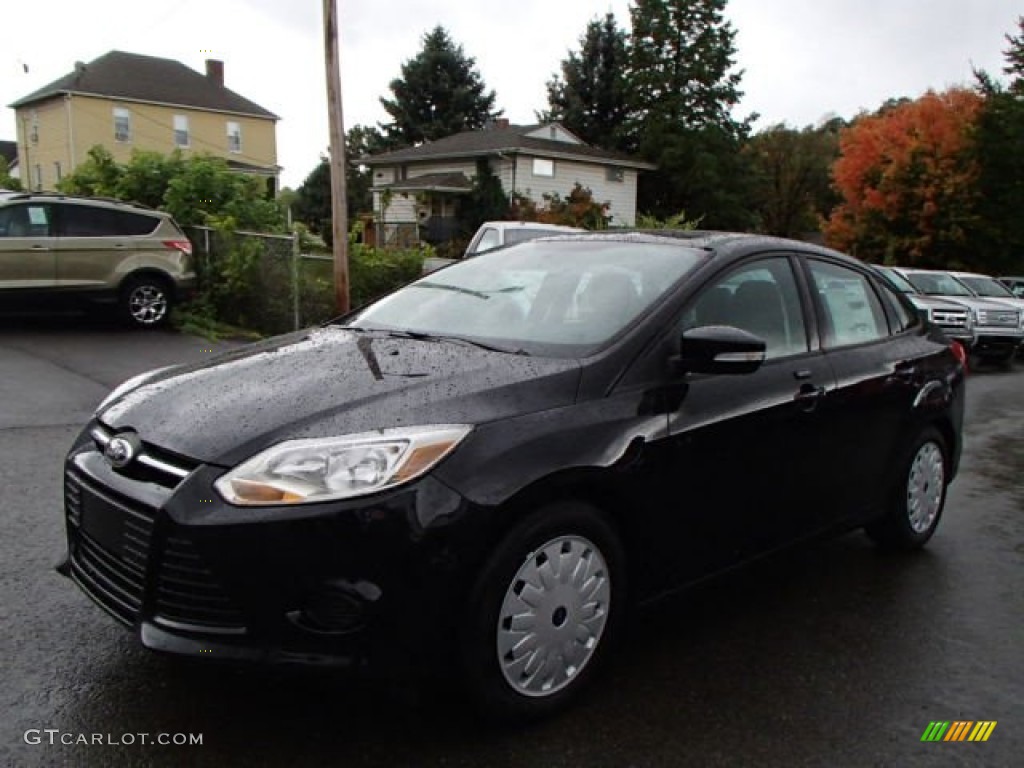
xmin=950 ymin=340 xmax=968 ymax=374
xmin=162 ymin=239 xmax=193 ymax=256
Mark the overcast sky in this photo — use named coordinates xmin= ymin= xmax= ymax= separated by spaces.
xmin=2 ymin=1 xmax=1016 ymax=187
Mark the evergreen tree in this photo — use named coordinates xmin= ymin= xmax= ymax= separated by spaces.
xmin=541 ymin=13 xmax=629 ymax=151
xmin=293 ymin=125 xmax=383 ymax=245
xmin=972 ymin=17 xmax=1024 ymax=271
xmin=626 ymin=0 xmax=756 ymax=228
xmin=380 ymin=26 xmax=501 ymax=147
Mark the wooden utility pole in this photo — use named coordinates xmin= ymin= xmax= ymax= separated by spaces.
xmin=323 ymin=0 xmax=350 ymax=314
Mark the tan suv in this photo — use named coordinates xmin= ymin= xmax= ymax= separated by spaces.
xmin=0 ymin=192 xmax=195 ymax=327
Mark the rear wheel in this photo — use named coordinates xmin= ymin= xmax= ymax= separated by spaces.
xmin=866 ymin=427 xmax=948 ymax=549
xmin=120 ymin=275 xmax=171 ymax=328
xmin=461 ymin=501 xmax=624 ymax=721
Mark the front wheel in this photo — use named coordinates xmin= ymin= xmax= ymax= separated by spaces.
xmin=120 ymin=275 xmax=172 ymax=328
xmin=460 ymin=501 xmax=625 ymax=721
xmin=865 ymin=427 xmax=948 ymax=550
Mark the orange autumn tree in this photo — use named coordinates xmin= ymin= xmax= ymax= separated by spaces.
xmin=825 ymin=88 xmax=983 ymax=268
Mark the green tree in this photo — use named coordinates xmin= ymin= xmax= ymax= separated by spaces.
xmin=541 ymin=13 xmax=629 ymax=151
xmin=379 ymin=26 xmax=501 ymax=146
xmin=57 ymin=145 xmax=122 ymax=197
xmin=746 ymin=122 xmax=841 ymax=238
xmin=626 ymin=0 xmax=756 ymax=228
xmin=58 ymin=146 xmax=283 ymax=232
xmin=0 ymin=157 xmax=22 ymax=190
xmin=293 ymin=125 xmax=382 ymax=246
xmin=972 ymin=17 xmax=1024 ymax=271
xmin=458 ymin=159 xmax=510 ymax=234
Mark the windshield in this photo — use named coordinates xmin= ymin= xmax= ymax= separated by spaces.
xmin=344 ymin=239 xmax=705 ymax=357
xmin=904 ymin=271 xmax=974 ymax=297
xmin=957 ymin=275 xmax=1016 ymax=298
xmin=876 ymin=267 xmax=916 ymax=294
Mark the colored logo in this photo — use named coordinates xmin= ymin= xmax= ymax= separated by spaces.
xmin=921 ymin=721 xmax=997 ymax=742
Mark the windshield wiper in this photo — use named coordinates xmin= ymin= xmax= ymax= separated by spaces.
xmin=385 ymin=330 xmax=529 ymax=356
xmin=415 ymin=282 xmax=491 ymax=300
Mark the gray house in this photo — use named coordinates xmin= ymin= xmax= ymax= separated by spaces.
xmin=362 ymin=121 xmax=655 ymax=246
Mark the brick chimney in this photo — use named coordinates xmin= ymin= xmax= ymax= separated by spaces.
xmin=205 ymin=59 xmax=224 ymax=87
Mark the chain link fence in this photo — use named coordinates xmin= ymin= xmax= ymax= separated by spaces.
xmin=184 ymin=226 xmax=425 ymax=337
xmin=185 ymin=225 xmax=334 ymax=336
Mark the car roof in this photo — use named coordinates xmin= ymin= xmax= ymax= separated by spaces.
xmin=0 ymin=191 xmax=161 ymax=214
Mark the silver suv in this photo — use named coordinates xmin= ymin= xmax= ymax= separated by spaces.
xmin=0 ymin=192 xmax=195 ymax=327
xmin=874 ymin=266 xmax=975 ymax=347
xmin=894 ymin=267 xmax=1023 ymax=364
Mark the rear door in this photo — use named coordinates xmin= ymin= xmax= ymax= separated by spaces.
xmin=802 ymin=256 xmax=927 ymax=522
xmin=0 ymin=202 xmax=56 ymax=289
xmin=54 ymin=203 xmax=161 ymax=290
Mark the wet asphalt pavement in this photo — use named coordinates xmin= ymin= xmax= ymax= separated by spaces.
xmin=1 ymin=315 xmax=1021 ymax=767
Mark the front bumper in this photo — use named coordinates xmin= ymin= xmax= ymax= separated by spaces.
xmin=59 ymin=424 xmax=484 ymax=674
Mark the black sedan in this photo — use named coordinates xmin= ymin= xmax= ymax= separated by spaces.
xmin=59 ymin=232 xmax=966 ymax=720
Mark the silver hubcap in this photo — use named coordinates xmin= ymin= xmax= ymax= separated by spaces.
xmin=907 ymin=441 xmax=944 ymax=533
xmin=128 ymin=285 xmax=167 ymax=324
xmin=497 ymin=535 xmax=611 ymax=698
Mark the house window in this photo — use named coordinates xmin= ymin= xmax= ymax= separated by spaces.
xmin=173 ymin=115 xmax=190 ymax=147
xmin=29 ymin=111 xmax=39 ymax=145
xmin=227 ymin=121 xmax=242 ymax=153
xmin=532 ymin=158 xmax=555 ymax=178
xmin=33 ymin=164 xmax=42 ymax=191
xmin=113 ymin=107 xmax=131 ymax=142
xmin=606 ymin=167 xmax=625 ymax=183
xmin=54 ymin=161 xmax=62 ymax=182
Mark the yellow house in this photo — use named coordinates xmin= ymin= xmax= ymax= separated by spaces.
xmin=9 ymin=50 xmax=279 ymax=193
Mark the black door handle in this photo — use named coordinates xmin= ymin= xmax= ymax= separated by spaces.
xmin=794 ymin=383 xmax=826 ymax=411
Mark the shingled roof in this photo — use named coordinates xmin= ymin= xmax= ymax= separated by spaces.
xmin=9 ymin=51 xmax=277 ymax=119
xmin=363 ymin=124 xmax=654 ymax=169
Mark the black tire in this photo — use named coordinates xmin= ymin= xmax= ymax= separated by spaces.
xmin=120 ymin=275 xmax=172 ymax=328
xmin=865 ymin=427 xmax=949 ymax=550
xmin=460 ymin=501 xmax=626 ymax=721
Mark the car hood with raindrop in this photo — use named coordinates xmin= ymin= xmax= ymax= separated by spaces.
xmin=98 ymin=327 xmax=581 ymax=466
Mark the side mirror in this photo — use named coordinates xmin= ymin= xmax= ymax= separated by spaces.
xmin=675 ymin=325 xmax=766 ymax=375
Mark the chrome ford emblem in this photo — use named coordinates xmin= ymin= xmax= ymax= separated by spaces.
xmin=104 ymin=434 xmax=138 ymax=468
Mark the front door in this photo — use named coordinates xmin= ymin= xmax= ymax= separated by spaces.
xmin=657 ymin=255 xmax=836 ymax=586
xmin=0 ymin=202 xmax=56 ymax=289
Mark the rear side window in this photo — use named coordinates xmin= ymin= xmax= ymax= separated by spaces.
xmin=0 ymin=204 xmax=51 ymax=237
xmin=875 ymin=279 xmax=919 ymax=333
xmin=809 ymin=261 xmax=889 ymax=347
xmin=57 ymin=204 xmax=159 ymax=237
xmin=505 ymin=228 xmax=565 ymax=246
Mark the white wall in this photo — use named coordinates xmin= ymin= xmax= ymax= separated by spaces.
xmin=512 ymin=156 xmax=639 ymax=226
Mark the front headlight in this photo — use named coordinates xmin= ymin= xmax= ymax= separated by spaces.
xmin=214 ymin=425 xmax=472 ymax=506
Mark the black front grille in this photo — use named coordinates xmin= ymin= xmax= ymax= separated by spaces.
xmin=66 ymin=471 xmax=156 ymax=626
xmin=155 ymin=535 xmax=245 ymax=629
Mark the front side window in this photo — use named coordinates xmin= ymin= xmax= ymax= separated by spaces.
xmin=532 ymin=158 xmax=555 ymax=178
xmin=114 ymin=107 xmax=131 ymax=142
xmin=227 ymin=121 xmax=242 ymax=153
xmin=347 ymin=240 xmax=706 ymax=357
xmin=0 ymin=204 xmax=51 ymax=237
xmin=173 ymin=115 xmax=190 ymax=147
xmin=474 ymin=228 xmax=500 ymax=253
xmin=681 ymin=257 xmax=809 ymax=359
xmin=809 ymin=260 xmax=889 ymax=347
